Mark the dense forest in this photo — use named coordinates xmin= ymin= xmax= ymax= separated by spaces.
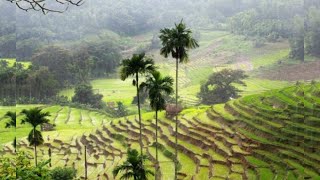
xmin=1 ymin=0 xmax=319 ymax=60
xmin=1 ymin=0 xmax=319 ymax=105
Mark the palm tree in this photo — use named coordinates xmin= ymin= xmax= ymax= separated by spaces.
xmin=140 ymin=71 xmax=173 ymax=179
xmin=159 ymin=20 xmax=199 ymax=179
xmin=113 ymin=148 xmax=154 ymax=180
xmin=4 ymin=111 xmax=16 ymax=151
xmin=21 ymin=108 xmax=50 ymax=166
xmin=120 ymin=53 xmax=156 ymax=154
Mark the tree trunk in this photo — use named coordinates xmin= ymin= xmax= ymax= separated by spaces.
xmin=174 ymin=57 xmax=179 ymax=180
xmin=155 ymin=109 xmax=159 ymax=180
xmin=48 ymin=148 xmax=52 ymax=167
xmin=34 ymin=128 xmax=37 ymax=166
xmin=85 ymin=145 xmax=88 ymax=179
xmin=136 ymin=73 xmax=143 ymax=155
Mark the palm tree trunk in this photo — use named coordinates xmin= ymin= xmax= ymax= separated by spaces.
xmin=136 ymin=73 xmax=143 ymax=155
xmin=34 ymin=128 xmax=38 ymax=166
xmin=155 ymin=109 xmax=159 ymax=180
xmin=174 ymin=57 xmax=179 ymax=180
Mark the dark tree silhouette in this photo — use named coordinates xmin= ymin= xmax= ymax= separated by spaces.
xmin=113 ymin=149 xmax=154 ymax=180
xmin=120 ymin=53 xmax=156 ymax=155
xmin=159 ymin=20 xmax=199 ymax=179
xmin=4 ymin=111 xmax=16 ymax=151
xmin=21 ymin=108 xmax=50 ymax=166
xmin=198 ymin=69 xmax=248 ymax=104
xmin=141 ymin=71 xmax=173 ymax=179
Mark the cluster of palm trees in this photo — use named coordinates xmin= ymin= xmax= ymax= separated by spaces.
xmin=119 ymin=20 xmax=199 ymax=179
xmin=1 ymin=20 xmax=198 ymax=180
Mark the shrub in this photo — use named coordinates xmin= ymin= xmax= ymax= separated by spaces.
xmin=72 ymin=83 xmax=105 ymax=109
xmin=50 ymin=167 xmax=76 ymax=180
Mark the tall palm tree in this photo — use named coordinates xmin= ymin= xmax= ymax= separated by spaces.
xmin=120 ymin=53 xmax=156 ymax=154
xmin=140 ymin=71 xmax=173 ymax=179
xmin=21 ymin=108 xmax=50 ymax=166
xmin=4 ymin=111 xmax=16 ymax=151
xmin=159 ymin=20 xmax=199 ymax=179
xmin=113 ymin=148 xmax=154 ymax=180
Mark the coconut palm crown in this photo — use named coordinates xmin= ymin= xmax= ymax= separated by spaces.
xmin=141 ymin=71 xmax=174 ymax=112
xmin=119 ymin=52 xmax=156 ymax=155
xmin=159 ymin=20 xmax=199 ymax=179
xmin=21 ymin=108 xmax=50 ymax=165
xmin=140 ymin=71 xmax=173 ymax=179
xmin=113 ymin=148 xmax=154 ymax=180
xmin=159 ymin=20 xmax=199 ymax=63
xmin=4 ymin=111 xmax=16 ymax=150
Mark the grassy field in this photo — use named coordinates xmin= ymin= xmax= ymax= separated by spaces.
xmin=1 ymin=83 xmax=319 ymax=179
xmin=0 ymin=58 xmax=31 ymax=68
xmin=60 ymin=77 xmax=292 ymax=109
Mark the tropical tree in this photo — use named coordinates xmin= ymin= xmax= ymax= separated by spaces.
xmin=113 ymin=148 xmax=154 ymax=180
xmin=4 ymin=111 xmax=16 ymax=150
xmin=159 ymin=20 xmax=199 ymax=178
xmin=140 ymin=71 xmax=174 ymax=179
xmin=198 ymin=69 xmax=248 ymax=104
xmin=120 ymin=53 xmax=156 ymax=154
xmin=21 ymin=108 xmax=50 ymax=166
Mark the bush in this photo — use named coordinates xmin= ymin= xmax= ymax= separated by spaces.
xmin=50 ymin=167 xmax=76 ymax=180
xmin=198 ymin=69 xmax=248 ymax=105
xmin=72 ymin=83 xmax=105 ymax=109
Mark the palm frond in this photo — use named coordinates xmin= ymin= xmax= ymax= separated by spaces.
xmin=4 ymin=111 xmax=16 ymax=128
xmin=119 ymin=172 xmax=135 ymax=180
xmin=159 ymin=21 xmax=199 ymax=62
xmin=119 ymin=53 xmax=156 ymax=82
xmin=28 ymin=129 xmax=44 ymax=146
xmin=21 ymin=108 xmax=50 ymax=128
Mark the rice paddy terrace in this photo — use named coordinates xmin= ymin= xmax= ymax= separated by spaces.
xmin=1 ymin=82 xmax=320 ymax=180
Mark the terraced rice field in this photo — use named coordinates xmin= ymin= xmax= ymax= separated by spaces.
xmin=1 ymin=83 xmax=319 ymax=179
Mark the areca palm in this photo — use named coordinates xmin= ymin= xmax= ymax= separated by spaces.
xmin=159 ymin=20 xmax=199 ymax=179
xmin=140 ymin=71 xmax=173 ymax=179
xmin=120 ymin=53 xmax=156 ymax=154
xmin=21 ymin=108 xmax=50 ymax=166
xmin=113 ymin=148 xmax=154 ymax=180
xmin=4 ymin=111 xmax=16 ymax=150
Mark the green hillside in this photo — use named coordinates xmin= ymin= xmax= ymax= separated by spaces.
xmin=1 ymin=83 xmax=319 ymax=179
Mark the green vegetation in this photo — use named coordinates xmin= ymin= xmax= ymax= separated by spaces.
xmin=1 ymin=1 xmax=320 ymax=179
xmin=113 ymin=148 xmax=154 ymax=180
xmin=20 ymin=108 xmax=50 ymax=166
xmin=1 ymin=83 xmax=320 ymax=179
xmin=141 ymin=71 xmax=174 ymax=178
xmin=159 ymin=20 xmax=199 ymax=179
xmin=120 ymin=52 xmax=157 ymax=154
xmin=199 ymin=69 xmax=247 ymax=104
xmin=72 ymin=84 xmax=104 ymax=109
xmin=0 ymin=151 xmax=76 ymax=180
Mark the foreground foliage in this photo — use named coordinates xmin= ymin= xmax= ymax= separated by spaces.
xmin=113 ymin=148 xmax=154 ymax=180
xmin=0 ymin=151 xmax=76 ymax=180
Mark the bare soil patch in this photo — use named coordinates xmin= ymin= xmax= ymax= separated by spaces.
xmin=258 ymin=60 xmax=320 ymax=81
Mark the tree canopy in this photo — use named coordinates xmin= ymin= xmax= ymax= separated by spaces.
xmin=198 ymin=69 xmax=248 ymax=105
